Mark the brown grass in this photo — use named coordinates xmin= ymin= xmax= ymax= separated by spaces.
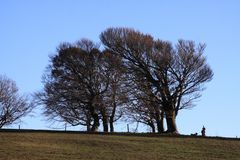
xmin=0 ymin=131 xmax=239 ymax=160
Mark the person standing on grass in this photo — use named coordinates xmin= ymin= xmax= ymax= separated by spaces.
xmin=201 ymin=126 xmax=206 ymax=137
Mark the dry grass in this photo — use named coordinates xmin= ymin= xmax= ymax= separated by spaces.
xmin=0 ymin=131 xmax=240 ymax=160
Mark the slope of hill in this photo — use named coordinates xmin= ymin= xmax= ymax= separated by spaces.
xmin=0 ymin=130 xmax=239 ymax=160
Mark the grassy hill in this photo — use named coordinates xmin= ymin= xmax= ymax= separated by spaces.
xmin=0 ymin=130 xmax=240 ymax=160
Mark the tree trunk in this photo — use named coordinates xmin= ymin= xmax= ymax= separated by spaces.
xmin=156 ymin=118 xmax=164 ymax=133
xmin=100 ymin=105 xmax=109 ymax=132
xmin=155 ymin=110 xmax=164 ymax=133
xmin=110 ymin=116 xmax=114 ymax=132
xmin=87 ymin=125 xmax=91 ymax=132
xmin=109 ymin=93 xmax=117 ymax=132
xmin=150 ymin=123 xmax=156 ymax=133
xmin=160 ymin=111 xmax=165 ymax=132
xmin=102 ymin=115 xmax=109 ymax=132
xmin=86 ymin=121 xmax=91 ymax=132
xmin=109 ymin=101 xmax=117 ymax=132
xmin=165 ymin=110 xmax=178 ymax=134
xmin=91 ymin=112 xmax=100 ymax=132
xmin=89 ymin=103 xmax=99 ymax=132
xmin=86 ymin=114 xmax=91 ymax=132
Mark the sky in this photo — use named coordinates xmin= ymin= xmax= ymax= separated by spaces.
xmin=0 ymin=0 xmax=240 ymax=137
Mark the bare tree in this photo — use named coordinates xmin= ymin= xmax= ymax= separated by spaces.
xmin=100 ymin=27 xmax=213 ymax=133
xmin=36 ymin=39 xmax=126 ymax=132
xmin=36 ymin=40 xmax=108 ymax=131
xmin=0 ymin=75 xmax=32 ymax=128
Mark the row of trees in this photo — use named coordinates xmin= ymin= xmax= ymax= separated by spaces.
xmin=36 ymin=27 xmax=213 ymax=133
xmin=0 ymin=27 xmax=213 ymax=134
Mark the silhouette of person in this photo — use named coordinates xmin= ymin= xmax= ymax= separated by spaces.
xmin=201 ymin=126 xmax=206 ymax=137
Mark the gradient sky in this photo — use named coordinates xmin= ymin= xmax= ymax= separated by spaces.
xmin=0 ymin=0 xmax=240 ymax=137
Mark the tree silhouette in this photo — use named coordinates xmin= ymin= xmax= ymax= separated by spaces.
xmin=100 ymin=27 xmax=213 ymax=133
xmin=36 ymin=39 xmax=126 ymax=132
xmin=0 ymin=75 xmax=32 ymax=128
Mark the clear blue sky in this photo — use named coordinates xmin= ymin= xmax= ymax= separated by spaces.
xmin=1 ymin=0 xmax=240 ymax=137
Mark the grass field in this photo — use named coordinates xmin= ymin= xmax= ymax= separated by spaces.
xmin=0 ymin=130 xmax=240 ymax=160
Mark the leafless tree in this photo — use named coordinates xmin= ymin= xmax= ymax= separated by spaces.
xmin=0 ymin=75 xmax=32 ymax=128
xmin=36 ymin=40 xmax=108 ymax=131
xmin=36 ymin=39 xmax=127 ymax=132
xmin=100 ymin=27 xmax=213 ymax=133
